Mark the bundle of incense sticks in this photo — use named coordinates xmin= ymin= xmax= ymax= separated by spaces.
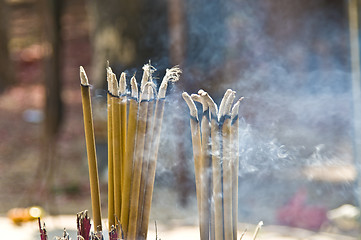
xmin=80 ymin=63 xmax=181 ymax=240
xmin=183 ymin=89 xmax=243 ymax=240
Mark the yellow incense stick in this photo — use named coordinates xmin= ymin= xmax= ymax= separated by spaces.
xmin=204 ymin=92 xmax=223 ymax=240
xmin=220 ymin=90 xmax=235 ymax=240
xmin=139 ymin=66 xmax=181 ymax=239
xmin=79 ymin=66 xmax=102 ymax=232
xmin=110 ymin=71 xmax=122 ymax=221
xmin=119 ymin=72 xmax=127 ymax=194
xmin=106 ymin=68 xmax=115 ymax=227
xmin=121 ymin=76 xmax=138 ymax=237
xmin=137 ymin=84 xmax=156 ymax=237
xmin=231 ymin=98 xmax=242 ymax=240
xmin=128 ymin=83 xmax=150 ymax=240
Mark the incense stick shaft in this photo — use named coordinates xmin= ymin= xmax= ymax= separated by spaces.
xmin=137 ymin=99 xmax=155 ymax=237
xmin=80 ymin=85 xmax=102 ymax=231
xmin=211 ymin=118 xmax=223 ymax=240
xmin=222 ymin=117 xmax=233 ymax=240
xmin=139 ymin=99 xmax=165 ymax=239
xmin=200 ymin=113 xmax=211 ymax=240
xmin=112 ymin=97 xmax=122 ymax=220
xmin=128 ymin=100 xmax=149 ymax=239
xmin=121 ymin=98 xmax=138 ymax=236
xmin=231 ymin=117 xmax=239 ymax=240
xmin=107 ymin=93 xmax=115 ymax=227
xmin=120 ymin=96 xmax=127 ymax=193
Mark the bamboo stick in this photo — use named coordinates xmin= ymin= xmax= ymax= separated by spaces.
xmin=230 ymin=98 xmax=243 ymax=240
xmin=139 ymin=66 xmax=181 ymax=239
xmin=219 ymin=90 xmax=235 ymax=240
xmin=110 ymin=71 xmax=122 ymax=221
xmin=121 ymin=76 xmax=139 ymax=237
xmin=79 ymin=66 xmax=102 ymax=232
xmin=107 ymin=68 xmax=115 ymax=227
xmin=128 ymin=82 xmax=151 ymax=240
xmin=204 ymin=92 xmax=223 ymax=240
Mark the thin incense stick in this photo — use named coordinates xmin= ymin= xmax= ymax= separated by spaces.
xmin=252 ymin=221 xmax=263 ymax=240
xmin=79 ymin=66 xmax=102 ymax=232
xmin=220 ymin=90 xmax=235 ymax=240
xmin=182 ymin=92 xmax=203 ymax=239
xmin=137 ymin=84 xmax=156 ymax=237
xmin=231 ymin=98 xmax=243 ymax=240
xmin=204 ymin=92 xmax=223 ymax=240
xmin=107 ymin=68 xmax=115 ymax=227
xmin=192 ymin=91 xmax=211 ymax=240
xmin=128 ymin=82 xmax=150 ymax=240
xmin=139 ymin=66 xmax=181 ymax=239
xmin=119 ymin=72 xmax=127 ymax=194
xmin=110 ymin=71 xmax=122 ymax=221
xmin=121 ymin=76 xmax=138 ymax=237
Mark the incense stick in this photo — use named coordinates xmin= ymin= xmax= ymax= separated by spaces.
xmin=251 ymin=221 xmax=263 ymax=240
xmin=204 ymin=92 xmax=223 ymax=240
xmin=119 ymin=72 xmax=127 ymax=195
xmin=109 ymin=71 xmax=122 ymax=222
xmin=137 ymin=84 xmax=156 ymax=237
xmin=220 ymin=90 xmax=236 ymax=240
xmin=231 ymin=98 xmax=242 ymax=240
xmin=79 ymin=66 xmax=102 ymax=232
xmin=192 ymin=91 xmax=211 ymax=240
xmin=121 ymin=76 xmax=138 ymax=237
xmin=107 ymin=68 xmax=115 ymax=227
xmin=183 ymin=92 xmax=203 ymax=239
xmin=128 ymin=82 xmax=151 ymax=240
xmin=139 ymin=66 xmax=181 ymax=239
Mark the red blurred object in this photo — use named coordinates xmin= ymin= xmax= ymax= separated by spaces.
xmin=277 ymin=188 xmax=327 ymax=231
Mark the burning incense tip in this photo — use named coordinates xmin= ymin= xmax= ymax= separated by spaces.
xmin=119 ymin=72 xmax=127 ymax=95
xmin=182 ymin=92 xmax=198 ymax=118
xmin=131 ymin=76 xmax=139 ymax=99
xmin=158 ymin=66 xmax=182 ymax=98
xmin=80 ymin=66 xmax=89 ymax=86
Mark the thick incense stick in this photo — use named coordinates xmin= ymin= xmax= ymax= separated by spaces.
xmin=139 ymin=67 xmax=181 ymax=239
xmin=110 ymin=71 xmax=122 ymax=221
xmin=128 ymin=82 xmax=150 ymax=240
xmin=204 ymin=92 xmax=223 ymax=240
xmin=121 ymin=76 xmax=138 ymax=236
xmin=220 ymin=90 xmax=235 ymax=240
xmin=79 ymin=66 xmax=102 ymax=232
xmin=107 ymin=68 xmax=115 ymax=227
xmin=192 ymin=91 xmax=211 ymax=240
xmin=231 ymin=98 xmax=242 ymax=240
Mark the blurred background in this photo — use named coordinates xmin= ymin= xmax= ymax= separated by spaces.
xmin=0 ymin=0 xmax=360 ymax=239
